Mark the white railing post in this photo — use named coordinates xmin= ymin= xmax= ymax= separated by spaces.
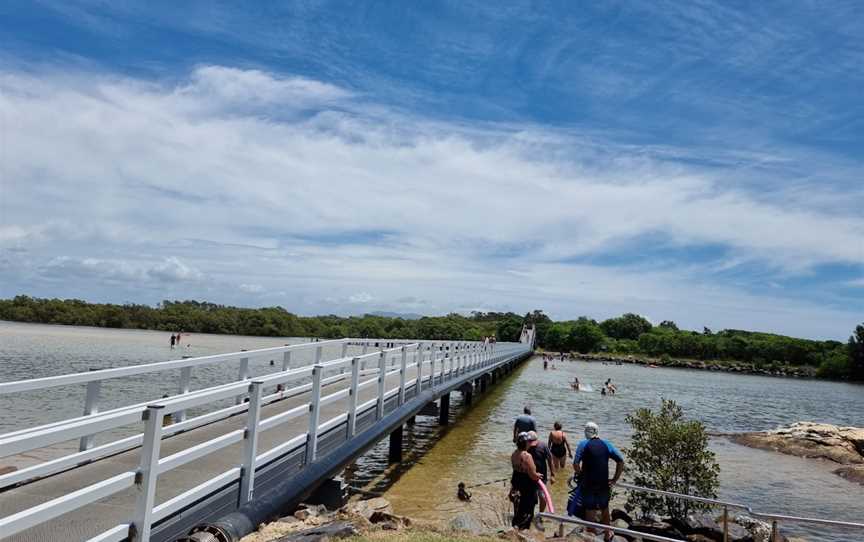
xmin=282 ymin=347 xmax=292 ymax=371
xmin=399 ymin=346 xmax=407 ymax=405
xmin=130 ymin=405 xmax=165 ymax=542
xmin=315 ymin=345 xmax=323 ymax=364
xmin=236 ymin=352 xmax=250 ymax=405
xmin=79 ymin=369 xmax=101 ymax=451
xmin=347 ymin=357 xmax=360 ymax=437
xmin=239 ymin=381 xmax=264 ymax=505
xmin=340 ymin=342 xmax=349 ymax=374
xmin=376 ymin=351 xmax=386 ymax=419
xmin=430 ymin=346 xmax=437 ymax=388
xmin=306 ymin=364 xmax=323 ymax=464
xmin=174 ymin=366 xmax=193 ymax=423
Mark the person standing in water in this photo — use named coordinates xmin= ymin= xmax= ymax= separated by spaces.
xmin=527 ymin=431 xmax=554 ymax=528
xmin=573 ymin=422 xmax=624 ymax=542
xmin=548 ymin=421 xmax=572 ymax=472
xmin=513 ymin=406 xmax=536 ymax=442
xmin=170 ymin=334 xmax=176 ymax=349
xmin=510 ymin=432 xmax=540 ymax=530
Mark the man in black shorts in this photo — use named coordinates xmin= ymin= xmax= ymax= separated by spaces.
xmin=573 ymin=422 xmax=624 ymax=541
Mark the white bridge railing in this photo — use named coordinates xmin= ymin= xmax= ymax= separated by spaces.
xmin=0 ymin=331 xmax=534 ymax=542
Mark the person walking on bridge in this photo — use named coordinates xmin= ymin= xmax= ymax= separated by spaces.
xmin=572 ymin=422 xmax=624 ymax=542
xmin=513 ymin=406 xmax=536 ymax=442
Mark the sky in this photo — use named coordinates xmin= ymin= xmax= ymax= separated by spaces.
xmin=0 ymin=1 xmax=862 ymax=339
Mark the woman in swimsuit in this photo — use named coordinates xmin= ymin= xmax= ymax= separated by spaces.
xmin=510 ymin=433 xmax=540 ymax=530
xmin=548 ymin=422 xmax=572 ymax=471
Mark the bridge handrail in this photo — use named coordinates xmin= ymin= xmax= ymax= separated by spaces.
xmin=0 ymin=338 xmax=351 ymax=395
xmin=0 ymin=338 xmax=530 ymax=542
xmin=0 ymin=344 xmax=425 ymax=460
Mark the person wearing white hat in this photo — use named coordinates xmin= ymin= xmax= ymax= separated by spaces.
xmin=572 ymin=422 xmax=624 ymax=541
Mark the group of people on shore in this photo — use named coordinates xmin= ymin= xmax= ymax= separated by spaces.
xmin=509 ymin=407 xmax=624 ymax=541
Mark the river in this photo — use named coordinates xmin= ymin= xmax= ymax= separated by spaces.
xmin=1 ymin=321 xmax=862 ymax=541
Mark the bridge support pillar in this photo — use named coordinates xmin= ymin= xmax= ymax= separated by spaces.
xmin=307 ymin=476 xmax=349 ymax=509
xmin=479 ymin=375 xmax=488 ymax=393
xmin=439 ymin=393 xmax=450 ymax=425
xmin=389 ymin=425 xmax=403 ymax=463
xmin=407 ymin=415 xmax=416 ymax=426
xmin=459 ymin=383 xmax=473 ymax=406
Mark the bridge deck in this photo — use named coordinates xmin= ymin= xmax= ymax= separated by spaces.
xmin=0 ymin=365 xmax=402 ymax=542
xmin=0 ymin=349 xmax=531 ymax=542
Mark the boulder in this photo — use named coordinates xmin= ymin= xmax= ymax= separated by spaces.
xmin=344 ymin=497 xmax=392 ymax=520
xmin=272 ymin=522 xmax=358 ymax=542
xmin=628 ymin=519 xmax=685 ymax=540
xmin=730 ymin=423 xmax=864 ymax=465
xmin=833 ymin=465 xmax=864 ymax=486
xmin=611 ymin=508 xmax=633 ymax=524
xmin=369 ymin=511 xmax=411 ymax=528
xmin=449 ymin=512 xmax=486 ymax=535
xmin=734 ymin=515 xmax=772 ymax=542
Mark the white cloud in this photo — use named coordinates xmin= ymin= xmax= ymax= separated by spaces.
xmin=348 ymin=292 xmax=373 ymax=304
xmin=0 ymin=65 xmax=861 ymax=338
xmin=239 ymin=283 xmax=264 ymax=294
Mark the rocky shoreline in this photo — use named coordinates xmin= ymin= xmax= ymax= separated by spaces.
xmin=728 ymin=422 xmax=864 ymax=486
xmin=240 ymin=496 xmax=800 ymax=542
xmin=569 ymin=353 xmax=817 ymax=379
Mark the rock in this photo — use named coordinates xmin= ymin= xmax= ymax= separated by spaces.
xmin=610 ymin=536 xmax=628 ymax=542
xmin=272 ymin=521 xmax=358 ymax=542
xmin=688 ymin=536 xmax=716 ymax=542
xmin=734 ymin=515 xmax=772 ymax=542
xmin=278 ymin=516 xmax=301 ymax=525
xmin=344 ymin=497 xmax=392 ymax=520
xmin=833 ymin=465 xmax=864 ymax=486
xmin=369 ymin=511 xmax=411 ymax=528
xmin=293 ymin=510 xmax=311 ymax=521
xmin=629 ymin=519 xmax=684 ymax=539
xmin=497 ymin=528 xmax=531 ymax=542
xmin=611 ymin=519 xmax=629 ymax=530
xmin=611 ymin=508 xmax=633 ymax=524
xmin=730 ymin=423 xmax=864 ymax=466
xmin=449 ymin=512 xmax=486 ymax=535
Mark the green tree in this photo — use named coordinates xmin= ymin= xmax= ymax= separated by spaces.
xmin=568 ymin=317 xmax=605 ymax=354
xmin=658 ymin=320 xmax=679 ymax=331
xmin=600 ymin=313 xmax=653 ymax=340
xmin=625 ymin=399 xmax=720 ymax=520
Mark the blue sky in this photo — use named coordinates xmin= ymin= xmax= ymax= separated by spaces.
xmin=0 ymin=1 xmax=862 ymax=339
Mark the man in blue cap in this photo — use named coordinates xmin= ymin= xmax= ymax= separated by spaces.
xmin=572 ymin=422 xmax=624 ymax=541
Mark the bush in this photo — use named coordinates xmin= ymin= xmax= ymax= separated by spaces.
xmin=625 ymin=399 xmax=720 ymax=520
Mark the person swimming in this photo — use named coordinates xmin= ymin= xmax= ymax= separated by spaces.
xmin=571 ymin=376 xmax=580 ymax=390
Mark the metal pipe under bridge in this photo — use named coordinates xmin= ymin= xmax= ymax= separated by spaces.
xmin=0 ymin=326 xmax=537 ymax=542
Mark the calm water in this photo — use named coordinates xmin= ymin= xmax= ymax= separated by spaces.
xmin=2 ymin=322 xmax=862 ymax=541
xmin=378 ymin=356 xmax=864 ymax=542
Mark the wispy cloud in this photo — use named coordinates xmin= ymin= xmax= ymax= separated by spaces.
xmin=0 ymin=53 xmax=864 ymax=336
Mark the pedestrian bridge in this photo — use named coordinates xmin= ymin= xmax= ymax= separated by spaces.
xmin=0 ymin=327 xmax=536 ymax=542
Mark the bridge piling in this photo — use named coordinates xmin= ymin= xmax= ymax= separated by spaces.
xmin=439 ymin=393 xmax=450 ymax=425
xmin=388 ymin=425 xmax=403 ymax=463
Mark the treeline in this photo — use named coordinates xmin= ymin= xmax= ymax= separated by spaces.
xmin=526 ymin=311 xmax=864 ymax=380
xmin=2 ymin=296 xmax=862 ymax=380
xmin=0 ymin=296 xmax=520 ymax=342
